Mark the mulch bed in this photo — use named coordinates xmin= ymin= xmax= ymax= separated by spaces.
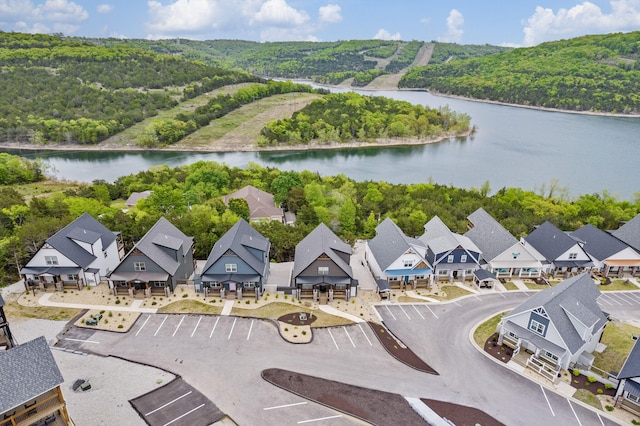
xmin=422 ymin=398 xmax=505 ymax=426
xmin=277 ymin=312 xmax=318 ymax=326
xmin=368 ymin=322 xmax=438 ymax=375
xmin=569 ymin=373 xmax=616 ymax=396
xmin=484 ymin=333 xmax=513 ymax=363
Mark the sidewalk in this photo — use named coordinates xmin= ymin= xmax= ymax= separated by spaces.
xmin=318 ymin=305 xmax=365 ymax=323
xmin=37 ymin=292 xmax=158 ymax=314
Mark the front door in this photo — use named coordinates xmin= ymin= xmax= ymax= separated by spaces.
xmin=229 ymin=282 xmax=237 ymax=292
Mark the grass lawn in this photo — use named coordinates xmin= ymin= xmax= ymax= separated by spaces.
xmin=396 ymin=296 xmax=431 ymax=303
xmin=593 ymin=320 xmax=640 ymax=374
xmin=432 ymin=285 xmax=473 ymax=301
xmin=599 ymin=279 xmax=640 ymax=291
xmin=4 ymin=300 xmax=80 ymax=321
xmin=231 ymin=302 xmax=353 ymax=327
xmin=573 ymin=389 xmax=602 ymax=410
xmin=502 ymin=281 xmax=518 ymax=291
xmin=523 ymin=280 xmax=550 ymax=290
xmin=13 ymin=181 xmax=82 ymax=199
xmin=158 ymin=299 xmax=223 ymax=314
xmin=473 ymin=312 xmax=507 ymax=347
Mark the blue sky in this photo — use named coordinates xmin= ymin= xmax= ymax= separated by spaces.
xmin=1 ymin=0 xmax=639 ymax=46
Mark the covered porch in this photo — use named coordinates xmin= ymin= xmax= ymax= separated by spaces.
xmin=490 ymin=261 xmax=542 ymax=278
xmin=603 ymin=259 xmax=640 ymax=278
xmin=616 ymin=379 xmax=640 ymax=416
xmin=384 ymin=267 xmax=432 ymax=290
xmin=108 ymin=272 xmax=170 ymax=298
xmin=551 ymin=261 xmax=594 ymax=277
xmin=473 ymin=269 xmax=498 ymax=289
xmin=20 ymin=266 xmax=85 ymax=292
xmin=200 ymin=273 xmax=262 ymax=300
xmin=294 ymin=276 xmax=355 ymax=302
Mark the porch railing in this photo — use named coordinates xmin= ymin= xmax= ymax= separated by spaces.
xmin=526 ymin=355 xmax=560 ymax=383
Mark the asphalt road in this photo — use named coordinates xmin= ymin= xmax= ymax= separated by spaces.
xmin=66 ymin=291 xmax=640 ymax=425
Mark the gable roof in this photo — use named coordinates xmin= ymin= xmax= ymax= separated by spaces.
xmin=619 ymin=340 xmax=640 ymax=380
xmin=612 ymin=214 xmax=640 ymax=252
xmin=131 ymin=217 xmax=194 ymax=275
xmin=125 ymin=190 xmax=152 ymax=207
xmin=223 ymin=185 xmax=283 ymax=221
xmin=571 ymin=224 xmax=631 ymax=261
xmin=523 ymin=221 xmax=582 ymax=261
xmin=202 ymin=219 xmax=270 ymax=276
xmin=368 ymin=218 xmax=427 ymax=271
xmin=0 ymin=336 xmax=64 ymax=414
xmin=505 ymin=274 xmax=608 ymax=354
xmin=465 ymin=208 xmax=518 ymax=262
xmin=293 ymin=223 xmax=353 ymax=278
xmin=419 ymin=215 xmax=481 ymax=257
xmin=44 ymin=213 xmax=117 ymax=268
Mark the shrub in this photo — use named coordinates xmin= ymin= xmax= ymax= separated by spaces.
xmin=275 ymin=294 xmax=279 ymax=298
xmin=108 ymin=311 xmax=113 ymax=317
xmin=104 ymin=319 xmax=108 ymax=324
xmin=597 ymin=389 xmax=603 ymax=394
xmin=245 ymin=300 xmax=250 ymax=304
xmin=604 ymin=383 xmax=613 ymax=389
xmin=605 ymin=405 xmax=614 ymax=411
xmin=182 ymin=293 xmax=188 ymax=298
xmin=152 ymin=301 xmax=157 ymax=306
xmin=100 ymin=310 xmax=105 ymax=314
xmin=115 ymin=299 xmax=121 ymax=304
xmin=302 ymin=331 xmax=307 ymax=335
xmin=572 ymin=369 xmax=580 ymax=377
xmin=632 ymin=420 xmax=640 ymax=425
xmin=587 ymin=376 xmax=597 ymax=383
xmin=117 ymin=324 xmax=124 ymax=329
xmin=284 ymin=328 xmax=289 ymax=332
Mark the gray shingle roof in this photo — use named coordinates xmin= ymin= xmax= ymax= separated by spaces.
xmin=201 ymin=219 xmax=270 ymax=277
xmin=125 ymin=190 xmax=152 ymax=207
xmin=523 ymin=221 xmax=580 ymax=261
xmin=223 ymin=185 xmax=283 ymax=221
xmin=368 ymin=218 xmax=427 ymax=271
xmin=619 ymin=340 xmax=640 ymax=379
xmin=133 ymin=217 xmax=194 ymax=275
xmin=612 ymin=214 xmax=640 ymax=253
xmin=571 ymin=224 xmax=630 ymax=261
xmin=505 ymin=274 xmax=608 ymax=354
xmin=419 ymin=216 xmax=481 ymax=259
xmin=293 ymin=223 xmax=353 ymax=278
xmin=44 ymin=212 xmax=117 ymax=268
xmin=465 ymin=208 xmax=518 ymax=262
xmin=0 ymin=336 xmax=64 ymax=414
xmin=0 ymin=294 xmax=4 ymax=308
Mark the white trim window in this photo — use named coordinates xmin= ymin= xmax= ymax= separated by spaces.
xmin=628 ymin=392 xmax=640 ymax=403
xmin=134 ymin=262 xmax=146 ymax=271
xmin=150 ymin=281 xmax=164 ymax=288
xmin=403 ymin=259 xmax=413 ymax=267
xmin=67 ymin=274 xmax=78 ymax=281
xmin=569 ymin=253 xmax=578 ymax=260
xmin=45 ymin=256 xmax=59 ymax=265
xmin=243 ymin=282 xmax=256 ymax=289
xmin=225 ymin=263 xmax=237 ymax=273
xmin=529 ymin=319 xmax=545 ymax=335
xmin=438 ymin=270 xmax=448 ymax=276
xmin=447 ymin=255 xmax=454 ymax=263
xmin=318 ymin=266 xmax=329 ymax=275
xmin=461 ymin=254 xmax=467 ymax=263
xmin=542 ymin=350 xmax=559 ymax=363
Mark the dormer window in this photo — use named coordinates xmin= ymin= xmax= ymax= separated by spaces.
xmin=568 ymin=253 xmax=578 ymax=259
xmin=45 ymin=256 xmax=58 ymax=265
xmin=447 ymin=255 xmax=454 ymax=263
xmin=403 ymin=260 xmax=413 ymax=267
xmin=461 ymin=254 xmax=467 ymax=263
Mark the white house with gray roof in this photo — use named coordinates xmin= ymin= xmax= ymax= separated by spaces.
xmin=20 ymin=213 xmax=123 ymax=291
xmin=571 ymin=223 xmax=640 ymax=277
xmin=521 ymin=221 xmax=593 ymax=277
xmin=292 ymin=223 xmax=356 ymax=302
xmin=0 ymin=336 xmax=71 ymax=425
xmin=108 ymin=217 xmax=195 ymax=297
xmin=198 ymin=218 xmax=270 ymax=300
xmin=464 ymin=208 xmax=542 ymax=279
xmin=498 ymin=274 xmax=608 ymax=374
xmin=612 ymin=214 xmax=640 ymax=255
xmin=615 ymin=339 xmax=640 ymax=415
xmin=366 ymin=218 xmax=432 ymax=290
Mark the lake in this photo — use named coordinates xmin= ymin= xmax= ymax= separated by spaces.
xmin=3 ymin=87 xmax=640 ymax=199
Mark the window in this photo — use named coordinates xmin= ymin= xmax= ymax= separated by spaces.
xmin=438 ymin=270 xmax=448 ymax=276
xmin=568 ymin=252 xmax=578 ymax=260
xmin=542 ymin=350 xmax=559 ymax=363
xmin=45 ymin=256 xmax=58 ymax=265
xmin=103 ymin=251 xmax=108 ymax=258
xmin=529 ymin=319 xmax=545 ymax=335
xmin=628 ymin=393 xmax=640 ymax=403
xmin=415 ymin=275 xmax=425 ymax=280
xmin=389 ymin=276 xmax=399 ymax=281
xmin=447 ymin=255 xmax=454 ymax=263
xmin=318 ymin=266 xmax=329 ymax=275
xmin=209 ymin=282 xmax=221 ymax=288
xmin=512 ymin=252 xmax=520 ymax=259
xmin=461 ymin=254 xmax=467 ymax=263
xmin=134 ymin=262 xmax=146 ymax=271
xmin=67 ymin=274 xmax=78 ymax=281
xmin=506 ymin=330 xmax=518 ymax=340
xmin=225 ymin=264 xmax=237 ymax=273
xmin=243 ymin=282 xmax=255 ymax=289
xmin=150 ymin=281 xmax=164 ymax=288
xmin=403 ymin=259 xmax=413 ymax=268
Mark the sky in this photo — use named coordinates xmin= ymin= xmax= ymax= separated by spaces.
xmin=0 ymin=0 xmax=639 ymax=47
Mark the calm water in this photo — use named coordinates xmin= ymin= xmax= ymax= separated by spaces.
xmin=4 ymin=87 xmax=640 ymax=199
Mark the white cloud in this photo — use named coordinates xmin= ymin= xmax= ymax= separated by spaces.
xmin=147 ymin=0 xmax=222 ymax=32
xmin=252 ymin=0 xmax=309 ymax=27
xmin=523 ymin=0 xmax=640 ymax=46
xmin=373 ymin=28 xmax=401 ymax=40
xmin=0 ymin=0 xmax=87 ymax=34
xmin=319 ymin=4 xmax=342 ymax=23
xmin=438 ymin=9 xmax=464 ymax=43
xmin=97 ymin=4 xmax=112 ymax=14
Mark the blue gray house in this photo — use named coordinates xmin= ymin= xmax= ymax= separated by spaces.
xmin=612 ymin=213 xmax=640 ymax=255
xmin=292 ymin=223 xmax=356 ymax=302
xmin=419 ymin=216 xmax=482 ymax=282
xmin=198 ymin=219 xmax=270 ymax=300
xmin=108 ymin=217 xmax=195 ymax=297
xmin=615 ymin=339 xmax=640 ymax=415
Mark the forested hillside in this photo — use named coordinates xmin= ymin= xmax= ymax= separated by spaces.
xmin=0 ymin=32 xmax=260 ymax=145
xmin=1 ymin=153 xmax=638 ymax=284
xmin=400 ymin=31 xmax=640 ymax=114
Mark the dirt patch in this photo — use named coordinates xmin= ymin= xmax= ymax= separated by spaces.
xmin=369 ymin=322 xmax=438 ymax=375
xmin=484 ymin=333 xmax=513 ymax=363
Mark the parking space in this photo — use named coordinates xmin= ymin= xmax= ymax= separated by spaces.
xmin=313 ymin=324 xmax=374 ymax=351
xmin=55 ymin=324 xmax=100 ymax=353
xmin=598 ymin=291 xmax=640 ymax=308
xmin=131 ymin=314 xmax=259 ymax=342
xmin=261 ymin=399 xmax=354 ymax=425
xmin=539 ymin=384 xmax=619 ymax=426
xmin=130 ymin=378 xmax=223 ymax=426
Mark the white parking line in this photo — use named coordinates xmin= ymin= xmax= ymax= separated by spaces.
xmin=424 ymin=304 xmax=439 ymax=320
xmin=154 ymin=316 xmax=168 ymax=336
xmin=602 ymin=294 xmax=622 ymax=305
xmin=327 ymin=328 xmax=339 ymax=350
xmin=609 ymin=293 xmax=633 ymax=305
xmin=343 ymin=326 xmax=356 ymax=348
xmin=398 ymin=305 xmax=411 ymax=320
xmin=263 ymin=401 xmax=308 ymax=410
xmin=596 ymin=412 xmax=605 ymax=426
xmin=473 ymin=295 xmax=482 ymax=301
xmin=162 ymin=403 xmax=205 ymax=426
xmin=412 ymin=305 xmax=425 ymax=320
xmin=135 ymin=315 xmax=150 ymax=336
xmin=247 ymin=319 xmax=254 ymax=340
xmin=618 ymin=293 xmax=637 ymax=304
xmin=298 ymin=415 xmax=342 ymax=424
xmin=598 ymin=296 xmax=613 ymax=306
xmin=358 ymin=324 xmax=373 ymax=346
xmin=209 ymin=317 xmax=220 ymax=338
xmin=63 ymin=338 xmax=100 ymax=344
xmin=173 ymin=315 xmax=185 ymax=337
xmin=145 ymin=391 xmax=192 ymax=416
xmin=540 ymin=385 xmax=555 ymax=416
xmin=567 ymin=400 xmax=582 ymax=426
xmin=228 ymin=317 xmax=237 ymax=340
xmin=385 ymin=305 xmax=397 ymax=320
xmin=624 ymin=292 xmax=640 ymax=303
xmin=190 ymin=316 xmax=202 ymax=338
xmin=453 ymin=301 xmax=462 ymax=307
xmin=497 ymin=292 xmax=506 ymax=299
